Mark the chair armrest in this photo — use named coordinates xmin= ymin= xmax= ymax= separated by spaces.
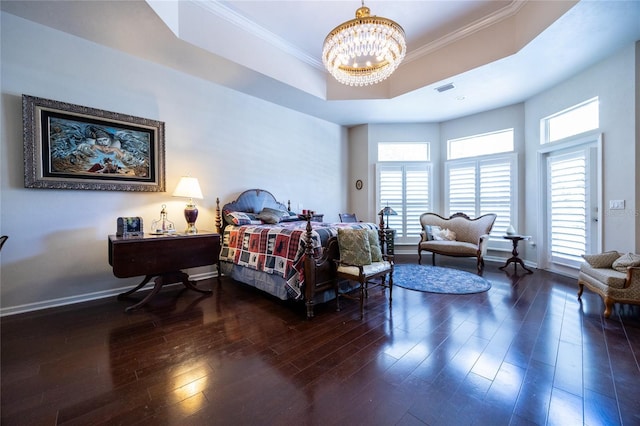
xmin=382 ymin=254 xmax=395 ymax=264
xmin=625 ymin=266 xmax=640 ymax=289
xmin=419 ymin=230 xmax=427 ymax=243
xmin=477 ymin=234 xmax=491 ymax=256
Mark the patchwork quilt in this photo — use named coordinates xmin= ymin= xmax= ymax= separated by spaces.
xmin=219 ymin=221 xmax=377 ymax=299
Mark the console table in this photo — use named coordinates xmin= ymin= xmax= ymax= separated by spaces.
xmin=108 ymin=231 xmax=221 ymax=312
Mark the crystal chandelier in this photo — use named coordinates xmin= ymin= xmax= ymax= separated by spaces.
xmin=322 ymin=1 xmax=406 ymax=87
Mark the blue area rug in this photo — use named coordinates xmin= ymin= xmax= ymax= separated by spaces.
xmin=393 ymin=264 xmax=491 ymax=294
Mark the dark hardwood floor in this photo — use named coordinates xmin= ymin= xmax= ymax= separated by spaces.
xmin=2 ymin=256 xmax=639 ymax=425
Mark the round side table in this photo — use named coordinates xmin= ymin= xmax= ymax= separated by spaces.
xmin=499 ymin=235 xmax=533 ymax=274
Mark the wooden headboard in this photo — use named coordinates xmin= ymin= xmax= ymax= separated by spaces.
xmin=215 ymin=189 xmax=290 ymax=232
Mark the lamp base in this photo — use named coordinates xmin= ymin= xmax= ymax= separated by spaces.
xmin=184 ymin=205 xmax=199 ymax=234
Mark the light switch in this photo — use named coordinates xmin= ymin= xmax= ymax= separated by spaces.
xmin=609 ymin=200 xmax=625 ymax=210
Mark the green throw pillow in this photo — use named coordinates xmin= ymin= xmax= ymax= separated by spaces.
xmin=581 ymin=251 xmax=620 ymax=268
xmin=337 ymin=228 xmax=372 ymax=266
xmin=367 ymin=229 xmax=383 ymax=262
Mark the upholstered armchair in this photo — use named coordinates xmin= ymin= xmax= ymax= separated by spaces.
xmin=578 ymin=251 xmax=640 ymax=318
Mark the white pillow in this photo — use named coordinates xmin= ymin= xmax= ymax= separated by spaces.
xmin=433 ymin=227 xmax=457 ymax=241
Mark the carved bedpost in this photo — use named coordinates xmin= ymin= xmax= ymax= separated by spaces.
xmin=215 ymin=197 xmax=222 ymax=234
xmin=378 ymin=210 xmax=387 ymax=254
xmin=303 ymin=214 xmax=316 ymax=319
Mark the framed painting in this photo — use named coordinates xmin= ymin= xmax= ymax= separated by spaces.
xmin=23 ymin=95 xmax=165 ymax=192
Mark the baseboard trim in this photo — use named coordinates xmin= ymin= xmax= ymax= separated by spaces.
xmin=0 ymin=271 xmax=218 ymax=317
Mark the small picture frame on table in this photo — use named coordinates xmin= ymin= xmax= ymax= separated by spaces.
xmin=117 ymin=217 xmax=144 ymax=237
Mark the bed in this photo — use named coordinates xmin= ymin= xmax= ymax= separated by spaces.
xmin=215 ymin=189 xmax=380 ymax=318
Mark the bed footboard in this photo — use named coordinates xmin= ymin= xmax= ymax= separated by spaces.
xmin=302 ymin=215 xmax=339 ymax=319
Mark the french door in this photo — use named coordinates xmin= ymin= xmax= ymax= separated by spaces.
xmin=540 ymin=136 xmax=601 ymax=272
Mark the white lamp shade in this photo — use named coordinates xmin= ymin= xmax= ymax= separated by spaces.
xmin=172 ymin=176 xmax=203 ymax=199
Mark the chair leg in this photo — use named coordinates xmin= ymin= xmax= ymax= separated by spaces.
xmin=359 ymin=280 xmax=365 ymax=319
xmin=418 ymin=250 xmax=422 ymax=265
xmin=604 ymin=297 xmax=614 ymax=318
xmin=577 ymin=282 xmax=584 ymax=299
xmin=432 ymin=253 xmax=436 ymax=266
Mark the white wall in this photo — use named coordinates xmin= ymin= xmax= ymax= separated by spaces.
xmin=525 ymin=42 xmax=638 ymax=256
xmin=0 ymin=12 xmax=347 ymax=314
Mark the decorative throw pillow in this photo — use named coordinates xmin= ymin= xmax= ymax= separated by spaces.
xmin=424 ymin=225 xmax=441 ymax=241
xmin=366 ymin=229 xmax=383 ymax=262
xmin=257 ymin=209 xmax=282 ymax=224
xmin=261 ymin=207 xmax=290 ymax=219
xmin=433 ymin=227 xmax=456 ymax=241
xmin=224 ymin=210 xmax=254 ymax=226
xmin=337 ymin=228 xmax=372 ymax=266
xmin=581 ymin=251 xmax=620 ymax=268
xmin=611 ymin=253 xmax=640 ymax=273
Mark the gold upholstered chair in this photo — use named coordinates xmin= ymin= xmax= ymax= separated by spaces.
xmin=578 ymin=251 xmax=640 ymax=318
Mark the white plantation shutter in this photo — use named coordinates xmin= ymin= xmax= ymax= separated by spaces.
xmin=547 ymin=151 xmax=587 ymax=266
xmin=448 ymin=163 xmax=476 ymax=215
xmin=377 ymin=163 xmax=430 ymax=242
xmin=479 ymin=159 xmax=513 ymax=235
xmin=446 ymin=154 xmax=515 ymax=238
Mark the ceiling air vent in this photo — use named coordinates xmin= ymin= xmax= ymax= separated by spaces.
xmin=435 ymin=83 xmax=455 ymax=93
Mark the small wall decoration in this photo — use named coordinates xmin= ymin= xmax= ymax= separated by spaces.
xmin=355 ymin=179 xmax=363 ymax=190
xmin=22 ymin=95 xmax=165 ymax=192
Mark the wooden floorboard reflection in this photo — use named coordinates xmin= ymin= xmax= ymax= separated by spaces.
xmin=2 ymin=256 xmax=639 ymax=425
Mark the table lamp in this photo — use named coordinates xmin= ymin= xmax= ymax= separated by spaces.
xmin=172 ymin=176 xmax=203 ymax=234
xmin=381 ymin=205 xmax=397 ymax=229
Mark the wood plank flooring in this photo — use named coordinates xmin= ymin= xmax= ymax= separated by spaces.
xmin=2 ymin=256 xmax=639 ymax=425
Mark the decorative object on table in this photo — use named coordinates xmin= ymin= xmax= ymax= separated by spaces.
xmin=172 ymin=176 xmax=203 ymax=234
xmin=506 ymin=224 xmax=516 ymax=235
xmin=22 ymin=95 xmax=165 ymax=192
xmin=116 ymin=217 xmax=144 ymax=237
xmin=322 ymin=1 xmax=406 ymax=86
xmin=393 ymin=264 xmax=491 ymax=294
xmin=150 ymin=204 xmax=176 ymax=235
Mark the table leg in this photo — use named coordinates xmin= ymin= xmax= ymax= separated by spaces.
xmin=499 ymin=239 xmax=533 ymax=274
xmin=121 ymin=271 xmax=213 ymax=312
xmin=124 ymin=276 xmax=164 ymax=312
xmin=117 ymin=275 xmax=153 ymax=300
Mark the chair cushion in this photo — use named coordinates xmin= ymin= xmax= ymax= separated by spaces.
xmin=581 ymin=251 xmax=621 ymax=268
xmin=579 ymin=263 xmax=627 ymax=289
xmin=611 ymin=253 xmax=640 ymax=273
xmin=337 ymin=228 xmax=372 ymax=266
xmin=366 ymin=229 xmax=383 ymax=262
xmin=337 ymin=261 xmax=392 ymax=277
xmin=419 ymin=240 xmax=478 ymax=256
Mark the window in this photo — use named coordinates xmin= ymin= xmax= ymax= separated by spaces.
xmin=377 ymin=142 xmax=431 ymax=242
xmin=445 ymin=155 xmax=515 ymax=237
xmin=378 ymin=142 xmax=430 ymax=161
xmin=542 ymin=97 xmax=599 ymax=144
xmin=448 ymin=129 xmax=514 ymax=160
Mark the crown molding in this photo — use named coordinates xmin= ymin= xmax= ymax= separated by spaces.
xmin=192 ymin=0 xmax=323 ymax=69
xmin=404 ymin=0 xmax=527 ymax=64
